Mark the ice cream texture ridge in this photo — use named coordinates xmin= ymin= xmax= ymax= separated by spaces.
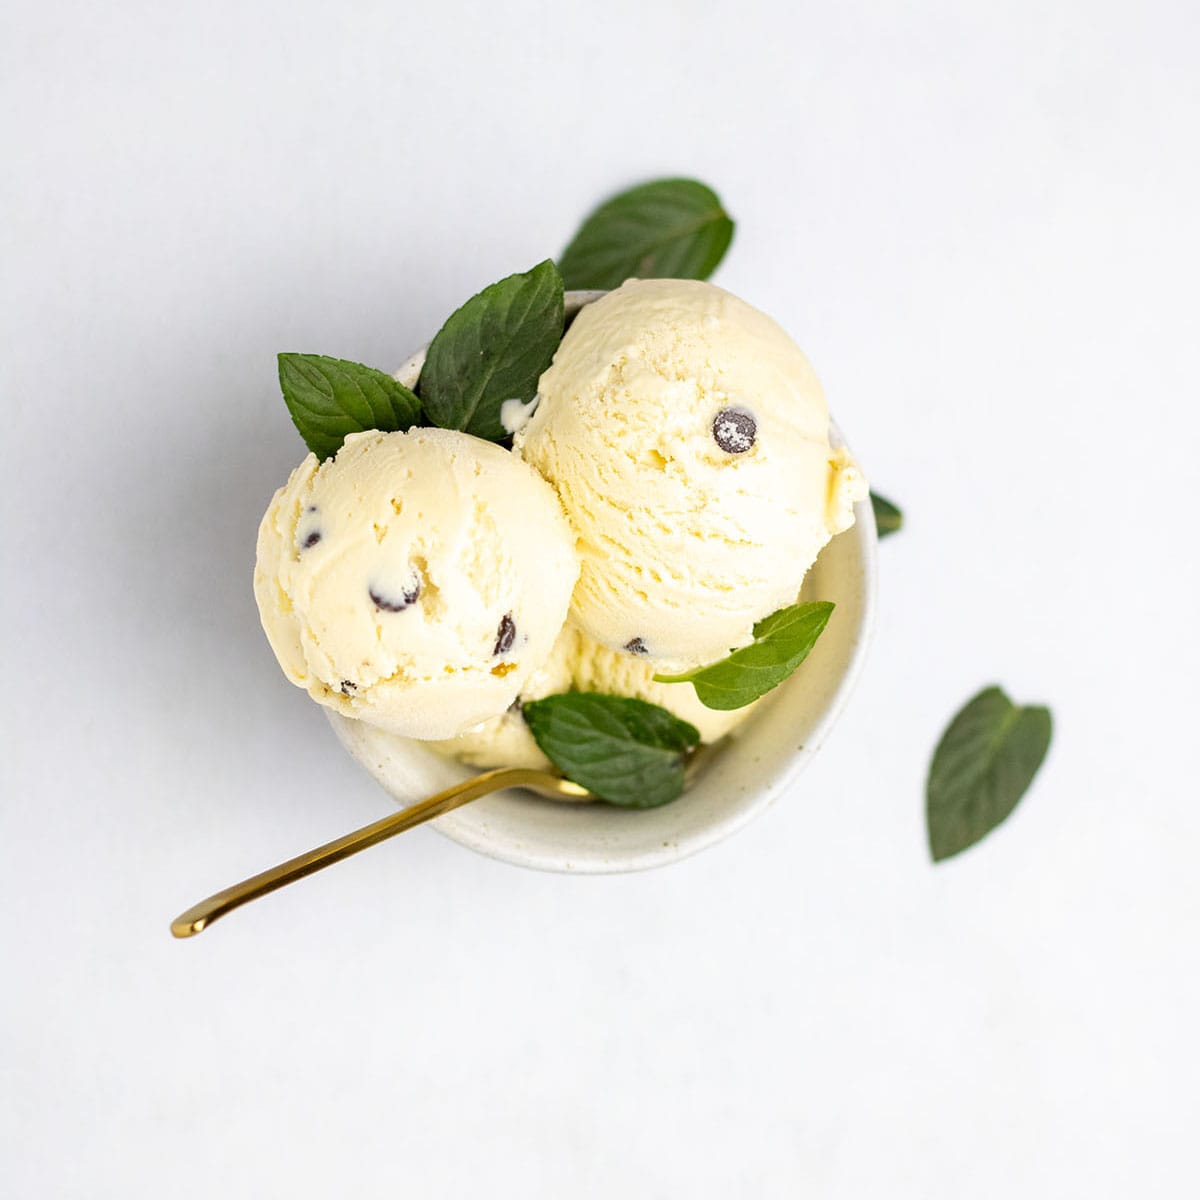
xmin=254 ymin=427 xmax=578 ymax=740
xmin=253 ymin=278 xmax=867 ymax=772
xmin=514 ymin=278 xmax=866 ymax=671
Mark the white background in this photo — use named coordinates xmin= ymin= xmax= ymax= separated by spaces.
xmin=3 ymin=1 xmax=1198 ymax=1196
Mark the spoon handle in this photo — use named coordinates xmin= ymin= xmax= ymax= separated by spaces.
xmin=170 ymin=766 xmax=553 ymax=938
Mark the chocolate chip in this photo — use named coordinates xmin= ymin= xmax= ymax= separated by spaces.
xmin=712 ymin=407 xmax=756 ymax=454
xmin=339 ymin=680 xmax=357 ymax=695
xmin=494 ymin=613 xmax=516 ymax=656
xmin=624 ymin=637 xmax=648 ymax=656
xmin=301 ymin=530 xmax=322 ymax=549
xmin=369 ymin=577 xmax=420 ymax=612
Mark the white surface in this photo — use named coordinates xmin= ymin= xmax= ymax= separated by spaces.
xmin=2 ymin=1 xmax=1197 ymax=1196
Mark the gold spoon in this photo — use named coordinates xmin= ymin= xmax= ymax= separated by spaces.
xmin=170 ymin=767 xmax=590 ymax=939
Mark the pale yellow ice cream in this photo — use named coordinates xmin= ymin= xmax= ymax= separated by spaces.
xmin=254 ymin=427 xmax=578 ymax=739
xmin=430 ymin=624 xmax=759 ymax=770
xmin=515 ymin=278 xmax=866 ymax=671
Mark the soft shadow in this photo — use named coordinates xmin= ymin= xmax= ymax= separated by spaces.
xmin=112 ymin=251 xmax=468 ymax=869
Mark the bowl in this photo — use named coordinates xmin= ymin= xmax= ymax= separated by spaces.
xmin=327 ymin=290 xmax=878 ymax=873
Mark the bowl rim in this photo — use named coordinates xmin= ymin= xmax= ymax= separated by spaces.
xmin=329 ymin=288 xmax=878 ymax=873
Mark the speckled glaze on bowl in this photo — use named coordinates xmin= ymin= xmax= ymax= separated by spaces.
xmin=326 ymin=290 xmax=878 ymax=873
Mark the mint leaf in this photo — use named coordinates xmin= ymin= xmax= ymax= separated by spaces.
xmin=277 ymin=354 xmax=421 ymax=461
xmin=654 ymin=601 xmax=834 ymax=711
xmin=418 ymin=260 xmax=564 ymax=442
xmin=558 ymin=178 xmax=735 ymax=291
xmin=523 ymin=693 xmax=700 ymax=809
xmin=927 ymin=686 xmax=1053 ymax=862
xmin=871 ymin=491 xmax=903 ymax=538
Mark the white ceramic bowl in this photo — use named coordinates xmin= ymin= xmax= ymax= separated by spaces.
xmin=327 ymin=290 xmax=878 ymax=873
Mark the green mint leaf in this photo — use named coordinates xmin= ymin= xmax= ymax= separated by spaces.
xmin=871 ymin=491 xmax=903 ymax=538
xmin=654 ymin=601 xmax=834 ymax=711
xmin=417 ymin=259 xmax=564 ymax=442
xmin=277 ymin=354 xmax=421 ymax=461
xmin=927 ymin=686 xmax=1053 ymax=862
xmin=558 ymin=178 xmax=735 ymax=291
xmin=523 ymin=693 xmax=700 ymax=809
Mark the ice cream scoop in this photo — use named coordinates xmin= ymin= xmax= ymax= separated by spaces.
xmin=254 ymin=427 xmax=578 ymax=739
xmin=430 ymin=624 xmax=759 ymax=771
xmin=515 ymin=278 xmax=867 ymax=670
